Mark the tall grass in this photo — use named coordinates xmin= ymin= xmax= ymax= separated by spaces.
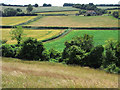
xmin=2 ymin=57 xmax=119 ymax=88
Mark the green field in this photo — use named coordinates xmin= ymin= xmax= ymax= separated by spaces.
xmin=2 ymin=57 xmax=118 ymax=88
xmin=26 ymin=16 xmax=118 ymax=27
xmin=44 ymin=30 xmax=118 ymax=51
xmin=2 ymin=16 xmax=37 ymax=26
xmin=1 ymin=29 xmax=63 ymax=44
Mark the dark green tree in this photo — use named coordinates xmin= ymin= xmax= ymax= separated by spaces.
xmin=34 ymin=4 xmax=38 ymax=7
xmin=4 ymin=8 xmax=17 ymax=16
xmin=26 ymin=4 xmax=33 ymax=14
xmin=18 ymin=37 xmax=45 ymax=60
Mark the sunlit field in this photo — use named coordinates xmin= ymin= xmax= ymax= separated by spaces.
xmin=44 ymin=30 xmax=118 ymax=51
xmin=26 ymin=16 xmax=118 ymax=27
xmin=1 ymin=29 xmax=63 ymax=44
xmin=2 ymin=16 xmax=37 ymax=26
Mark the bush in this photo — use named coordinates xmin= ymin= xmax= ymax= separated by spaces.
xmin=86 ymin=45 xmax=104 ymax=68
xmin=62 ymin=45 xmax=87 ymax=65
xmin=0 ymin=39 xmax=7 ymax=44
xmin=18 ymin=37 xmax=45 ymax=60
xmin=112 ymin=11 xmax=119 ymax=18
xmin=1 ymin=44 xmax=16 ymax=57
xmin=101 ymin=40 xmax=120 ymax=74
xmin=101 ymin=63 xmax=120 ymax=74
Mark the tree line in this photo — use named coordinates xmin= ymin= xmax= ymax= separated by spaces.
xmin=0 ymin=3 xmax=52 ymax=7
xmin=0 ymin=4 xmax=36 ymax=17
xmin=0 ymin=26 xmax=120 ymax=74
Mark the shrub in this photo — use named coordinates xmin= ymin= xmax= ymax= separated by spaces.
xmin=101 ymin=63 xmax=120 ymax=74
xmin=112 ymin=11 xmax=119 ymax=18
xmin=42 ymin=50 xmax=50 ymax=61
xmin=86 ymin=45 xmax=104 ymax=68
xmin=101 ymin=40 xmax=120 ymax=74
xmin=0 ymin=39 xmax=7 ymax=44
xmin=1 ymin=44 xmax=16 ymax=57
xmin=62 ymin=45 xmax=87 ymax=65
xmin=18 ymin=37 xmax=45 ymax=60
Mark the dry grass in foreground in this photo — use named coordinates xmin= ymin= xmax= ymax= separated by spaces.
xmin=2 ymin=57 xmax=119 ymax=88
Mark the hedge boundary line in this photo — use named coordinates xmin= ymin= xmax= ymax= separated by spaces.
xmin=41 ymin=29 xmax=72 ymax=42
xmin=0 ymin=26 xmax=120 ymax=30
xmin=33 ymin=10 xmax=79 ymax=13
xmin=15 ymin=15 xmax=43 ymax=26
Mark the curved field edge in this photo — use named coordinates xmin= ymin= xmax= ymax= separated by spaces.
xmin=2 ymin=57 xmax=118 ymax=88
xmin=1 ymin=29 xmax=63 ymax=44
xmin=44 ymin=30 xmax=118 ymax=51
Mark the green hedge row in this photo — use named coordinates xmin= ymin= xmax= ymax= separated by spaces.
xmin=1 ymin=26 xmax=120 ymax=30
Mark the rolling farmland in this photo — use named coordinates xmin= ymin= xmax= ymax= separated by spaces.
xmin=26 ymin=16 xmax=118 ymax=27
xmin=1 ymin=5 xmax=119 ymax=89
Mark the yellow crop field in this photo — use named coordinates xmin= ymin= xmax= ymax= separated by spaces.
xmin=1 ymin=16 xmax=37 ymax=26
xmin=1 ymin=28 xmax=63 ymax=44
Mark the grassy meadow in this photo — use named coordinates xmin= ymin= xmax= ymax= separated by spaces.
xmin=44 ymin=30 xmax=118 ymax=51
xmin=2 ymin=57 xmax=119 ymax=88
xmin=2 ymin=16 xmax=37 ymax=26
xmin=26 ymin=16 xmax=118 ymax=27
xmin=1 ymin=29 xmax=63 ymax=44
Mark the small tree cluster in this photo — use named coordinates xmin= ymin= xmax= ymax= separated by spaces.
xmin=112 ymin=11 xmax=119 ymax=18
xmin=62 ymin=34 xmax=104 ymax=68
xmin=43 ymin=3 xmax=52 ymax=7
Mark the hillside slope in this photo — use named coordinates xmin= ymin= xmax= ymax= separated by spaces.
xmin=2 ymin=57 xmax=118 ymax=88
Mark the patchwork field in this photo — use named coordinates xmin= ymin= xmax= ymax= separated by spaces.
xmin=2 ymin=57 xmax=118 ymax=88
xmin=26 ymin=16 xmax=118 ymax=27
xmin=44 ymin=30 xmax=118 ymax=51
xmin=1 ymin=29 xmax=63 ymax=44
xmin=1 ymin=16 xmax=37 ymax=26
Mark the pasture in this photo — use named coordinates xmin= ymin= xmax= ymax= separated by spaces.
xmin=1 ymin=29 xmax=63 ymax=44
xmin=26 ymin=16 xmax=118 ymax=27
xmin=44 ymin=30 xmax=118 ymax=51
xmin=2 ymin=16 xmax=37 ymax=26
xmin=2 ymin=57 xmax=118 ymax=88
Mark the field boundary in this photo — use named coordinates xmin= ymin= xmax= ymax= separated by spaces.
xmin=41 ymin=29 xmax=72 ymax=42
xmin=0 ymin=26 xmax=120 ymax=30
xmin=15 ymin=15 xmax=43 ymax=26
